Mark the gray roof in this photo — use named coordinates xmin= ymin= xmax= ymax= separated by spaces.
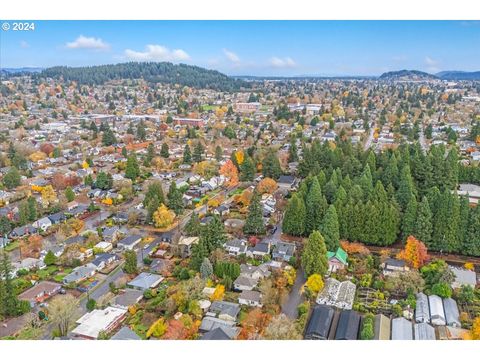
xmin=113 ymin=289 xmax=144 ymax=308
xmin=234 ymin=275 xmax=258 ymax=288
xmin=415 ymin=292 xmax=430 ymax=323
xmin=127 ymin=272 xmax=163 ymax=290
xmin=414 ymin=322 xmax=436 ymax=340
xmin=199 ymin=317 xmax=239 ymax=339
xmin=111 ymin=326 xmax=141 ymax=340
xmin=443 ymin=298 xmax=461 ymax=327
xmin=209 ymin=301 xmax=240 ymax=319
xmin=391 ymin=317 xmax=413 ymax=340
xmin=119 ymin=234 xmax=142 ymax=246
xmin=200 ymin=327 xmax=231 ymax=340
xmin=239 ymin=290 xmax=262 ymax=303
xmin=305 ymin=305 xmax=335 ymax=340
xmin=428 ymin=295 xmax=446 ymax=326
xmin=449 ymin=266 xmax=477 ymax=289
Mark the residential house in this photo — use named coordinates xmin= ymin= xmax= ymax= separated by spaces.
xmin=224 ymin=239 xmax=248 ymax=256
xmin=48 ymin=212 xmax=66 ymax=225
xmin=32 ymin=217 xmax=53 ymax=232
xmin=200 ymin=327 xmax=231 ymax=340
xmin=127 ymin=272 xmax=164 ymax=291
xmin=381 ymin=258 xmax=410 ymax=276
xmin=246 ymin=242 xmax=271 ymax=258
xmin=113 ymin=289 xmax=144 ymax=309
xmin=233 ymin=275 xmax=258 ymax=291
xmin=90 ymin=253 xmax=119 ymax=271
xmin=177 ymin=236 xmax=199 ymax=258
xmin=117 ymin=234 xmax=142 ymax=250
xmin=208 ymin=301 xmax=240 ymax=322
xmin=10 ymin=224 xmax=37 ymax=238
xmin=18 ymin=281 xmax=62 ymax=307
xmin=238 ymin=290 xmax=262 ymax=308
xmin=199 ymin=317 xmax=239 ymax=339
xmin=327 ymin=247 xmax=348 ymax=273
xmin=111 ymin=326 xmax=141 ymax=340
xmin=62 ymin=264 xmax=97 ymax=285
xmin=71 ymin=306 xmax=127 ymax=340
xmin=272 ymin=241 xmax=296 ymax=262
xmin=277 ymin=175 xmax=296 ymax=191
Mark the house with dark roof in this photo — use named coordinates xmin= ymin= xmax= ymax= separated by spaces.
xmin=272 ymin=241 xmax=296 ymax=262
xmin=208 ymin=301 xmax=240 ymax=322
xmin=111 ymin=326 xmax=141 ymax=340
xmin=200 ymin=327 xmax=231 ymax=340
xmin=334 ymin=310 xmax=360 ymax=340
xmin=382 ymin=258 xmax=410 ymax=276
xmin=48 ymin=212 xmax=67 ymax=224
xmin=304 ymin=305 xmax=335 ymax=340
xmin=117 ymin=234 xmax=142 ymax=250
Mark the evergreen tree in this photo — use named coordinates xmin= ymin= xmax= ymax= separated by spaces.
xmin=65 ymin=186 xmax=75 ymax=202
xmin=0 ymin=216 xmax=12 ymax=238
xmin=200 ymin=258 xmax=213 ymax=279
xmin=44 ymin=250 xmax=57 ymax=266
xmin=243 ymin=191 xmax=266 ymax=235
xmin=183 ymin=144 xmax=192 ymax=164
xmin=143 ymin=181 xmax=165 ymax=220
xmin=320 ymin=205 xmax=340 ymax=251
xmin=401 ymin=197 xmax=417 ymax=241
xmin=215 ymin=145 xmax=223 ymax=162
xmin=102 ymin=127 xmax=117 ymax=146
xmin=305 ymin=178 xmax=327 ymax=235
xmin=262 ymin=150 xmax=282 ymax=180
xmin=125 ymin=153 xmax=140 ymax=180
xmin=193 ymin=141 xmax=205 ymax=163
xmin=121 ymin=146 xmax=128 ymax=158
xmin=413 ymin=196 xmax=433 ymax=247
xmin=288 ymin=138 xmax=298 ymax=163
xmin=184 ymin=212 xmax=201 ymax=236
xmin=167 ymin=181 xmax=184 ymax=215
xmin=240 ymin=155 xmax=255 ymax=182
xmin=396 ymin=164 xmax=416 ymax=211
xmin=283 ymin=194 xmax=306 ymax=236
xmin=160 ymin=143 xmax=169 ymax=158
xmin=27 ymin=196 xmax=37 ymax=222
xmin=136 ymin=120 xmax=146 ymax=141
xmin=301 ymin=230 xmax=328 ymax=277
xmin=2 ymin=167 xmax=21 ymax=189
xmin=463 ymin=205 xmax=480 ymax=256
xmin=123 ymin=250 xmax=137 ymax=274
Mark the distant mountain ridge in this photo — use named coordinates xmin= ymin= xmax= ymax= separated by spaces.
xmin=379 ymin=70 xmax=438 ymax=81
xmin=379 ymin=69 xmax=480 ymax=81
xmin=435 ymin=70 xmax=480 ymax=80
xmin=37 ymin=62 xmax=248 ymax=91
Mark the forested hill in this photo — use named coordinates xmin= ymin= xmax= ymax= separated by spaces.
xmin=39 ymin=62 xmax=248 ymax=91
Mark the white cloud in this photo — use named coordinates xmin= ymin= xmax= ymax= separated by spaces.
xmin=223 ymin=48 xmax=240 ymax=63
xmin=20 ymin=40 xmax=29 ymax=48
xmin=424 ymin=56 xmax=440 ymax=73
xmin=269 ymin=56 xmax=296 ymax=68
xmin=124 ymin=44 xmax=190 ymax=62
xmin=66 ymin=35 xmax=110 ymax=50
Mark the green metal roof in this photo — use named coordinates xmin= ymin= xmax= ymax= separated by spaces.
xmin=328 ymin=247 xmax=348 ymax=265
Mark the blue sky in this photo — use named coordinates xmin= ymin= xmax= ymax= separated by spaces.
xmin=1 ymin=21 xmax=479 ymax=76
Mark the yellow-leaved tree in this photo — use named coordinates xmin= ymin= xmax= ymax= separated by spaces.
xmin=153 ymin=204 xmax=176 ymax=229
xmin=210 ymin=284 xmax=225 ymax=301
xmin=146 ymin=317 xmax=168 ymax=339
xmin=41 ymin=185 xmax=57 ymax=208
xmin=303 ymin=274 xmax=324 ymax=298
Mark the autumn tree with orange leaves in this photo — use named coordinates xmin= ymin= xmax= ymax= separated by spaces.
xmin=396 ymin=235 xmax=429 ymax=269
xmin=220 ymin=159 xmax=239 ymax=187
xmin=238 ymin=308 xmax=271 ymax=340
xmin=257 ymin=177 xmax=278 ymax=194
xmin=20 ymin=234 xmax=43 ymax=259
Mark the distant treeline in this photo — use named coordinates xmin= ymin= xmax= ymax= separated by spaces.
xmin=38 ymin=62 xmax=249 ymax=91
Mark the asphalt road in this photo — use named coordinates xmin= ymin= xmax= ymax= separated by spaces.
xmin=281 ymin=269 xmax=306 ymax=319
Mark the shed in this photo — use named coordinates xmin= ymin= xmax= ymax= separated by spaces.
xmin=373 ymin=314 xmax=391 ymax=340
xmin=415 ymin=292 xmax=430 ymax=323
xmin=391 ymin=317 xmax=413 ymax=340
xmin=428 ymin=295 xmax=446 ymax=326
xmin=334 ymin=310 xmax=360 ymax=340
xmin=443 ymin=298 xmax=461 ymax=328
xmin=414 ymin=322 xmax=436 ymax=340
xmin=304 ymin=305 xmax=335 ymax=340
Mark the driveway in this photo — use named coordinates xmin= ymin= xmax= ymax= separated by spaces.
xmin=281 ymin=268 xmax=306 ymax=319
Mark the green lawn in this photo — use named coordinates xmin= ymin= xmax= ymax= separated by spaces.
xmin=4 ymin=241 xmax=20 ymax=252
xmin=36 ymin=266 xmax=59 ymax=280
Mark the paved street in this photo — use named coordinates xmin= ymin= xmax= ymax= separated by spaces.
xmin=281 ymin=268 xmax=306 ymax=319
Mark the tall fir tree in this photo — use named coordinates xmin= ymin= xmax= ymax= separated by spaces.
xmin=301 ymin=230 xmax=328 ymax=277
xmin=320 ymin=205 xmax=340 ymax=251
xmin=305 ymin=178 xmax=327 ymax=235
xmin=413 ymin=196 xmax=433 ymax=247
xmin=243 ymin=191 xmax=266 ymax=235
xmin=183 ymin=144 xmax=192 ymax=164
xmin=401 ymin=197 xmax=418 ymax=241
xmin=283 ymin=193 xmax=306 ymax=237
xmin=240 ymin=155 xmax=255 ymax=182
xmin=167 ymin=181 xmax=184 ymax=215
